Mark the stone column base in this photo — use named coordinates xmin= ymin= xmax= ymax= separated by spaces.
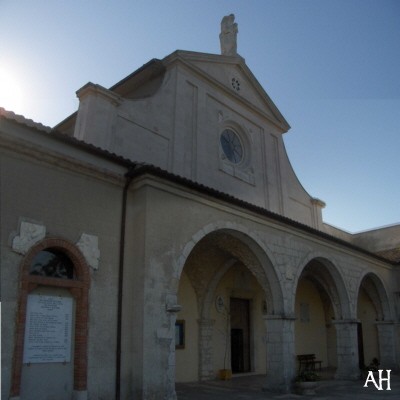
xmin=332 ymin=319 xmax=360 ymax=380
xmin=263 ymin=315 xmax=296 ymax=393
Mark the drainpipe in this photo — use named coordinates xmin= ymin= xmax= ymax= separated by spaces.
xmin=116 ymin=166 xmax=136 ymax=400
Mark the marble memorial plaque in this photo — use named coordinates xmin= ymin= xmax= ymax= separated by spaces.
xmin=23 ymin=294 xmax=73 ymax=363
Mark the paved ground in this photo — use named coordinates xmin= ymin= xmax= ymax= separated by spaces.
xmin=176 ymin=373 xmax=399 ymax=399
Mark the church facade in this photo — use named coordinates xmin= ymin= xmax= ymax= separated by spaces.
xmin=1 ymin=15 xmax=399 ymax=400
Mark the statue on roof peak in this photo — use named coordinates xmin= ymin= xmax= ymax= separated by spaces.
xmin=219 ymin=14 xmax=238 ymax=56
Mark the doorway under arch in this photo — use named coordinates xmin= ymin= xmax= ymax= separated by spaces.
xmin=175 ymin=229 xmax=282 ymax=382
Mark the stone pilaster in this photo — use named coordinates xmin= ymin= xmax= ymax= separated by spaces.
xmin=332 ymin=319 xmax=360 ymax=379
xmin=144 ymin=295 xmax=181 ymax=400
xmin=376 ymin=321 xmax=398 ymax=369
xmin=164 ymin=297 xmax=181 ymax=400
xmin=263 ymin=315 xmax=296 ymax=393
xmin=197 ymin=318 xmax=215 ymax=381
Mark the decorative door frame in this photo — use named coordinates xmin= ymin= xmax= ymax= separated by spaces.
xmin=10 ymin=238 xmax=90 ymax=398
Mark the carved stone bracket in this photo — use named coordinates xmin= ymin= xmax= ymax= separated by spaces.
xmin=12 ymin=220 xmax=46 ymax=255
xmin=76 ymin=233 xmax=100 ymax=270
xmin=166 ymin=294 xmax=182 ymax=313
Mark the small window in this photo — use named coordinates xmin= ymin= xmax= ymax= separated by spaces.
xmin=30 ymin=249 xmax=74 ymax=279
xmin=175 ymin=320 xmax=185 ymax=349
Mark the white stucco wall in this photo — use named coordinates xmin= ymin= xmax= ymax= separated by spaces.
xmin=69 ymin=51 xmax=324 ymax=229
xmin=176 ymin=271 xmax=199 ymax=382
xmin=0 ymin=123 xmax=124 ymax=400
xmin=2 ymin=111 xmax=398 ymax=399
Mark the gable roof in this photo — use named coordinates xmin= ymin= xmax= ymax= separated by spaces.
xmin=110 ymin=58 xmax=166 ymax=98
xmin=56 ymin=49 xmax=291 ymax=135
xmin=164 ymin=50 xmax=290 ymax=132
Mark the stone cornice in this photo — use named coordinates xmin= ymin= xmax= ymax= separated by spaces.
xmin=162 ymin=51 xmax=290 ymax=133
xmin=76 ymin=82 xmax=123 ymax=106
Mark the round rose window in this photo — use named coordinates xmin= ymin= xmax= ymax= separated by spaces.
xmin=220 ymin=129 xmax=243 ymax=164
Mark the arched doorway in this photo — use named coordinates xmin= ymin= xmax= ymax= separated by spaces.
xmin=175 ymin=229 xmax=282 ymax=382
xmin=10 ymin=238 xmax=90 ymax=400
xmin=294 ymin=258 xmax=347 ymax=376
xmin=357 ymin=273 xmax=392 ymax=369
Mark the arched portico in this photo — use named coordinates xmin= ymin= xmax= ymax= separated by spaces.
xmin=356 ymin=272 xmax=396 ymax=369
xmin=293 ymin=254 xmax=351 ymax=319
xmin=294 ymin=257 xmax=358 ymax=379
xmin=175 ymin=227 xmax=291 ymax=391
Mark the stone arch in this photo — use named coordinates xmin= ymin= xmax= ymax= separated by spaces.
xmin=356 ymin=272 xmax=397 ymax=369
xmin=356 ymin=272 xmax=392 ymax=321
xmin=356 ymin=271 xmax=395 ymax=369
xmin=10 ymin=237 xmax=90 ymax=399
xmin=175 ymin=225 xmax=284 ymax=382
xmin=294 ymin=255 xmax=352 ymax=374
xmin=294 ymin=254 xmax=351 ymax=319
xmin=176 ymin=223 xmax=283 ymax=315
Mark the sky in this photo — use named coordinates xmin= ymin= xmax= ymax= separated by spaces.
xmin=1 ymin=0 xmax=399 ymax=233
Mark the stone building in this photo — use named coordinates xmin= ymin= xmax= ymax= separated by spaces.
xmin=1 ymin=15 xmax=399 ymax=400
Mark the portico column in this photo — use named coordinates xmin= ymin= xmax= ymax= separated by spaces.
xmin=164 ymin=295 xmax=182 ymax=400
xmin=332 ymin=319 xmax=360 ymax=379
xmin=197 ymin=318 xmax=215 ymax=380
xmin=376 ymin=321 xmax=397 ymax=369
xmin=263 ymin=315 xmax=296 ymax=393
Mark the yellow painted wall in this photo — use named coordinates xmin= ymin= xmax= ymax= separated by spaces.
xmin=295 ymin=279 xmax=329 ymax=368
xmin=176 ymin=271 xmax=199 ymax=382
xmin=357 ymin=288 xmax=379 ymax=366
xmin=326 ymin=302 xmax=337 ymax=367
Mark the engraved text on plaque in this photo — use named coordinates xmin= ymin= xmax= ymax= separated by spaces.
xmin=23 ymin=294 xmax=73 ymax=363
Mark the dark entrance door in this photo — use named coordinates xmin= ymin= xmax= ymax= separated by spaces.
xmin=230 ymin=298 xmax=250 ymax=373
xmin=357 ymin=322 xmax=365 ymax=368
xmin=231 ymin=328 xmax=244 ymax=372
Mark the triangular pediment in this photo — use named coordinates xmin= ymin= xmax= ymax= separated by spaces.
xmin=164 ymin=51 xmax=290 ymax=132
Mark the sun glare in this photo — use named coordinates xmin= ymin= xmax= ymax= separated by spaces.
xmin=0 ymin=66 xmax=23 ymax=113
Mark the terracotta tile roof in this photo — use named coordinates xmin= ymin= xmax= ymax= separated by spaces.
xmin=0 ymin=107 xmax=134 ymax=167
xmin=128 ymin=164 xmax=399 ymax=266
xmin=1 ymin=107 xmax=398 ymax=267
xmin=0 ymin=107 xmax=52 ymax=133
xmin=376 ymin=248 xmax=400 ymax=263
